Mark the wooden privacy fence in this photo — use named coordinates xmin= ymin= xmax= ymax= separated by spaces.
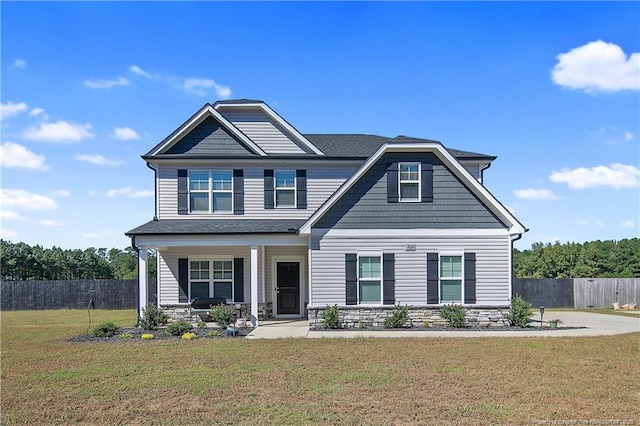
xmin=0 ymin=279 xmax=137 ymax=311
xmin=513 ymin=278 xmax=640 ymax=309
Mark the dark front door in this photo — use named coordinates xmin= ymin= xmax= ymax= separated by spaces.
xmin=276 ymin=262 xmax=300 ymax=315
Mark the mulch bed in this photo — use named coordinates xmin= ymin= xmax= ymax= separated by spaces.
xmin=65 ymin=326 xmax=254 ymax=343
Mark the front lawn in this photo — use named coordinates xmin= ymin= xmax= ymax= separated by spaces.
xmin=1 ymin=310 xmax=638 ymax=425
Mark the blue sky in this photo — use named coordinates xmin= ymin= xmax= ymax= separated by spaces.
xmin=1 ymin=2 xmax=639 ymax=250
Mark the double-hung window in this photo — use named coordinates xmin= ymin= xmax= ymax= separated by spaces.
xmin=399 ymin=162 xmax=420 ymax=201
xmin=212 ymin=260 xmax=233 ymax=300
xmin=189 ymin=259 xmax=233 ymax=302
xmin=275 ymin=170 xmax=295 ymax=207
xmin=358 ymin=255 xmax=382 ymax=303
xmin=189 ymin=170 xmax=232 ymax=213
xmin=440 ymin=255 xmax=462 ymax=303
xmin=189 ymin=261 xmax=210 ymax=300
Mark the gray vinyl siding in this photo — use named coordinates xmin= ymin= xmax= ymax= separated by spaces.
xmin=165 ymin=117 xmax=254 ymax=156
xmin=157 ymin=247 xmax=253 ymax=305
xmin=220 ymin=108 xmax=309 ymax=154
xmin=309 ymin=233 xmax=511 ymax=306
xmin=314 ymin=153 xmax=505 ymax=229
xmin=157 ymin=164 xmax=357 ymax=219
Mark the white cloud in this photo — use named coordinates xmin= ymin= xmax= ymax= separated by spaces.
xmin=551 ymin=40 xmax=640 ymax=92
xmin=550 ymin=163 xmax=639 ymax=189
xmin=88 ymin=190 xmax=98 ymax=197
xmin=621 ymin=220 xmax=635 ymax=228
xmin=183 ymin=78 xmax=232 ymax=98
xmin=49 ymin=190 xmax=71 ymax=197
xmin=105 ymin=187 xmax=153 ymax=198
xmin=129 ymin=64 xmax=152 ymax=78
xmin=0 ymin=228 xmax=18 ymax=239
xmin=0 ymin=142 xmax=49 ymax=171
xmin=624 ymin=131 xmax=634 ymax=141
xmin=513 ymin=188 xmax=560 ymax=200
xmin=81 ymin=232 xmax=102 ymax=239
xmin=75 ymin=154 xmax=124 ymax=166
xmin=112 ymin=127 xmax=140 ymax=140
xmin=129 ymin=190 xmax=154 ymax=198
xmin=11 ymin=59 xmax=26 ymax=69
xmin=29 ymin=107 xmax=48 ymax=119
xmin=40 ymin=220 xmax=61 ymax=227
xmin=1 ymin=101 xmax=28 ymax=119
xmin=0 ymin=189 xmax=57 ymax=211
xmin=22 ymin=121 xmax=94 ymax=142
xmin=84 ymin=76 xmax=130 ymax=89
xmin=0 ymin=210 xmax=30 ymax=222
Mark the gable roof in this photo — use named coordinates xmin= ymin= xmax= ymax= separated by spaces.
xmin=299 ymin=142 xmax=526 ymax=236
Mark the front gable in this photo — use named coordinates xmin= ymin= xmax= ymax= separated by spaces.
xmin=313 ymin=152 xmax=506 ymax=230
xmin=164 ymin=116 xmax=257 ymax=156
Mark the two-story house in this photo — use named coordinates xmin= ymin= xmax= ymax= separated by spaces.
xmin=126 ymin=99 xmax=526 ymax=327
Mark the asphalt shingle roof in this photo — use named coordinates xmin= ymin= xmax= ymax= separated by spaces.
xmin=126 ymin=219 xmax=306 ymax=236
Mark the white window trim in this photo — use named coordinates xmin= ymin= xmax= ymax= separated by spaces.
xmin=438 ymin=251 xmax=464 ymax=304
xmin=188 ymin=170 xmax=234 ymax=214
xmin=188 ymin=256 xmax=234 ymax=302
xmin=398 ymin=162 xmax=421 ymax=203
xmin=357 ymin=250 xmax=383 ymax=305
xmin=274 ymin=169 xmax=296 ymax=208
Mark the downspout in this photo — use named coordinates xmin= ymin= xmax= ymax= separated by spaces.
xmin=509 ymin=232 xmax=526 ymax=302
xmin=146 ymin=162 xmax=159 ymax=220
xmin=480 ymin=162 xmax=492 ymax=184
xmin=130 ymin=235 xmax=141 ymax=325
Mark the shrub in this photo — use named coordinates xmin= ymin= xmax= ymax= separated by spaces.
xmin=181 ymin=332 xmax=197 ymax=340
xmin=141 ymin=333 xmax=154 ymax=340
xmin=209 ymin=304 xmax=236 ymax=327
xmin=383 ymin=305 xmax=410 ymax=328
xmin=166 ymin=320 xmax=193 ymax=336
xmin=506 ymin=294 xmax=533 ymax=328
xmin=321 ymin=305 xmax=340 ymax=329
xmin=119 ymin=333 xmax=133 ymax=339
xmin=208 ymin=330 xmax=220 ymax=337
xmin=140 ymin=304 xmax=168 ymax=331
xmin=440 ymin=304 xmax=466 ymax=328
xmin=197 ymin=321 xmax=207 ymax=330
xmin=91 ymin=322 xmax=119 ymax=337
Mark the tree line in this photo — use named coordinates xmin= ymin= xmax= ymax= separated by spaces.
xmin=0 ymin=240 xmax=156 ymax=281
xmin=514 ymin=238 xmax=640 ymax=278
xmin=1 ymin=238 xmax=638 ymax=281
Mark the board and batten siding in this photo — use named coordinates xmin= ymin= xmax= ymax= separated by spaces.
xmin=157 ymin=247 xmax=255 ymax=305
xmin=156 ymin=164 xmax=357 ymax=219
xmin=309 ymin=233 xmax=512 ymax=306
xmin=220 ymin=109 xmax=307 ymax=154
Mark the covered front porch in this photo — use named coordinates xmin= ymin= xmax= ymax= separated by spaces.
xmin=133 ymin=233 xmax=309 ymax=327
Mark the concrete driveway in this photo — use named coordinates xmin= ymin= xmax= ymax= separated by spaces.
xmin=246 ymin=312 xmax=639 ymax=339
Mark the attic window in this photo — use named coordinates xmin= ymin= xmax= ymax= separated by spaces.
xmin=399 ymin=163 xmax=420 ymax=202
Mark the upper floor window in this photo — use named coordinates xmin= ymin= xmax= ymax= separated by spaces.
xmin=189 ymin=170 xmax=232 ymax=213
xmin=399 ymin=163 xmax=420 ymax=202
xmin=275 ymin=170 xmax=296 ymax=207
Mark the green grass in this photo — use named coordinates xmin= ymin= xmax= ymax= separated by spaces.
xmin=2 ymin=310 xmax=639 ymax=425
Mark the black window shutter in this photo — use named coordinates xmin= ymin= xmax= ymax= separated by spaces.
xmin=421 ymin=163 xmax=433 ymax=203
xmin=464 ymin=252 xmax=476 ymax=304
xmin=177 ymin=169 xmax=188 ymax=215
xmin=387 ymin=163 xmax=398 ymax=203
xmin=264 ymin=169 xmax=274 ymax=209
xmin=345 ymin=254 xmax=357 ymax=305
xmin=178 ymin=258 xmax=189 ymax=303
xmin=296 ymin=169 xmax=307 ymax=209
xmin=233 ymin=169 xmax=244 ymax=215
xmin=234 ymin=258 xmax=244 ymax=302
xmin=427 ymin=252 xmax=439 ymax=304
xmin=383 ymin=253 xmax=395 ymax=305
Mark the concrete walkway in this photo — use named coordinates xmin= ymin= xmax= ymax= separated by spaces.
xmin=246 ymin=312 xmax=639 ymax=339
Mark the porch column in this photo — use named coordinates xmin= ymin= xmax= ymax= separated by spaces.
xmin=138 ymin=247 xmax=148 ymax=317
xmin=250 ymin=245 xmax=259 ymax=327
